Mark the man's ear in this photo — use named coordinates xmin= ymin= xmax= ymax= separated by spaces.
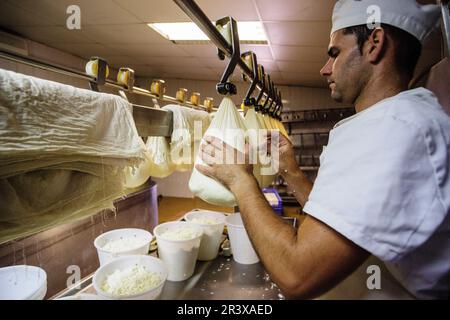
xmin=366 ymin=27 xmax=386 ymax=63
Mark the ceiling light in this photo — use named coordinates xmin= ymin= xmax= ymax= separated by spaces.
xmin=148 ymin=21 xmax=267 ymax=44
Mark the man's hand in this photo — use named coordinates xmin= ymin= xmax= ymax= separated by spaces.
xmin=267 ymin=131 xmax=300 ymax=177
xmin=195 ymin=135 xmax=254 ymax=191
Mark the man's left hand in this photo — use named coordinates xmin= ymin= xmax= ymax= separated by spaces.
xmin=195 ymin=135 xmax=254 ymax=191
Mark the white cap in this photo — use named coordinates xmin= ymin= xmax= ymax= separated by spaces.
xmin=331 ymin=0 xmax=441 ymax=44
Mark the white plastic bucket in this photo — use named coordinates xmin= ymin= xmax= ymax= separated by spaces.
xmin=92 ymin=255 xmax=167 ymax=300
xmin=184 ymin=210 xmax=226 ymax=261
xmin=225 ymin=213 xmax=259 ymax=264
xmin=153 ymin=221 xmax=203 ymax=281
xmin=0 ymin=265 xmax=47 ymax=300
xmin=94 ymin=228 xmax=153 ymax=266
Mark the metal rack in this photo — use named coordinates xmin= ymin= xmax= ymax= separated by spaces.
xmin=0 ymin=50 xmax=216 ymax=137
xmin=173 ymin=0 xmax=283 ymax=118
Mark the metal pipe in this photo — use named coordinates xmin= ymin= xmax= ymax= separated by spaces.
xmin=0 ymin=50 xmax=216 ymax=111
xmin=440 ymin=0 xmax=450 ymax=57
xmin=173 ymin=0 xmax=269 ymax=99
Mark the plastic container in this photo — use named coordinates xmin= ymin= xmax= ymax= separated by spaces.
xmin=94 ymin=228 xmax=153 ymax=266
xmin=153 ymin=221 xmax=203 ymax=281
xmin=0 ymin=265 xmax=47 ymax=300
xmin=93 ymin=255 xmax=167 ymax=300
xmin=225 ymin=213 xmax=260 ymax=265
xmin=184 ymin=210 xmax=226 ymax=261
xmin=56 ymin=294 xmax=101 ymax=300
xmin=262 ymin=188 xmax=283 ymax=215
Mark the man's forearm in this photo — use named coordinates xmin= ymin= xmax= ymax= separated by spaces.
xmin=281 ymin=167 xmax=313 ymax=207
xmin=230 ymin=175 xmax=304 ymax=293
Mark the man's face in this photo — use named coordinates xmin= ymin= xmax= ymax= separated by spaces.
xmin=320 ymin=30 xmax=370 ymax=104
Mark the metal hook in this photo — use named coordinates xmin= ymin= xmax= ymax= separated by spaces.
xmin=255 ymin=64 xmax=266 ymax=111
xmin=439 ymin=0 xmax=450 ymax=57
xmin=262 ymin=75 xmax=273 ymax=114
xmin=87 ymin=56 xmax=108 ymax=92
xmin=215 ymin=16 xmax=240 ymax=95
xmin=241 ymin=51 xmax=259 ymax=107
xmin=268 ymin=81 xmax=277 ymax=115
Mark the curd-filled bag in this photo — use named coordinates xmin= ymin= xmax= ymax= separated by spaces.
xmin=162 ymin=105 xmax=211 ymax=172
xmin=124 ymin=136 xmax=175 ymax=186
xmin=123 ymin=138 xmax=153 ymax=188
xmin=243 ymin=108 xmax=264 ymax=187
xmin=275 ymin=118 xmax=290 ymax=140
xmin=146 ymin=136 xmax=175 ymax=178
xmin=256 ymin=113 xmax=278 ymax=187
xmin=189 ymin=97 xmax=247 ymax=207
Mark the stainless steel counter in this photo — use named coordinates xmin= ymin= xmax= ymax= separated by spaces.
xmin=160 ymin=255 xmax=285 ymax=300
xmin=54 ymin=254 xmax=285 ymax=300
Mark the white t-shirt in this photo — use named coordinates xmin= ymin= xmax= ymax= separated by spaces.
xmin=303 ymin=88 xmax=450 ymax=299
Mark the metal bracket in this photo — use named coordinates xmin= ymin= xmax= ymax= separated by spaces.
xmin=440 ymin=0 xmax=450 ymax=57
xmin=87 ymin=56 xmax=107 ymax=92
xmin=262 ymin=75 xmax=273 ymax=114
xmin=117 ymin=67 xmax=135 ymax=92
xmin=242 ymin=51 xmax=259 ymax=107
xmin=268 ymin=81 xmax=277 ymax=115
xmin=89 ymin=57 xmax=108 ymax=92
xmin=255 ymin=64 xmax=266 ymax=112
xmin=215 ymin=16 xmax=240 ymax=95
xmin=275 ymin=91 xmax=283 ymax=120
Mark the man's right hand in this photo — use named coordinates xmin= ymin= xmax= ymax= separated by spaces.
xmin=267 ymin=130 xmax=300 ymax=177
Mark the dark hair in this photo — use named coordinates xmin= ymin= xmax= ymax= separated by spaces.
xmin=342 ymin=24 xmax=422 ymax=80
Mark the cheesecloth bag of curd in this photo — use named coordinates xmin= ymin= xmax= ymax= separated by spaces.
xmin=243 ymin=108 xmax=264 ymax=187
xmin=162 ymin=105 xmax=211 ymax=172
xmin=124 ymin=135 xmax=175 ymax=187
xmin=255 ymin=112 xmax=278 ymax=187
xmin=189 ymin=97 xmax=247 ymax=207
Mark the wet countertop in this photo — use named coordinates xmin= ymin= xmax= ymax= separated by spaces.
xmin=160 ymin=255 xmax=285 ymax=300
xmin=54 ymin=253 xmax=285 ymax=300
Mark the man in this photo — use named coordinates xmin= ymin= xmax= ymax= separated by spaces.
xmin=196 ymin=0 xmax=450 ymax=299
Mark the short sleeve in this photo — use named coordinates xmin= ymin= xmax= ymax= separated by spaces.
xmin=303 ymin=115 xmax=448 ymax=262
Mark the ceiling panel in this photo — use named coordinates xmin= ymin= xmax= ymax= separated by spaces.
xmin=272 ymin=45 xmax=328 ymax=63
xmin=10 ymin=26 xmax=92 ymax=44
xmin=81 ymin=24 xmax=170 ymax=44
xmin=196 ymin=57 xmax=228 ymax=68
xmin=114 ymin=0 xmax=258 ymax=23
xmin=112 ymin=0 xmax=189 ymax=23
xmin=264 ymin=21 xmax=331 ymax=46
xmin=240 ymin=44 xmax=273 ymax=60
xmin=0 ymin=1 xmax=58 ymax=26
xmin=257 ymin=59 xmax=279 ymax=72
xmin=142 ymin=56 xmax=204 ymax=68
xmin=176 ymin=44 xmax=219 ymax=58
xmin=9 ymin=0 xmax=140 ymax=25
xmin=256 ymin=0 xmax=335 ymax=22
xmin=107 ymin=43 xmax=190 ymax=57
xmin=195 ymin=0 xmax=259 ymax=21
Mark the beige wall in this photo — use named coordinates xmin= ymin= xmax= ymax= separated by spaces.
xmin=135 ymin=77 xmax=348 ymax=111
